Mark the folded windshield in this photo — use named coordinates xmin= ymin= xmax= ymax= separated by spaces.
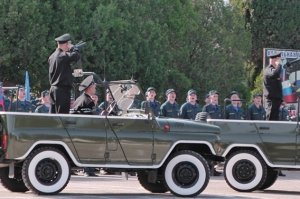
xmin=108 ymin=80 xmax=144 ymax=111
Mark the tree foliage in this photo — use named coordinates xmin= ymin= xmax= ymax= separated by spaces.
xmin=0 ymin=0 xmax=250 ymax=104
xmin=244 ymin=0 xmax=300 ymax=90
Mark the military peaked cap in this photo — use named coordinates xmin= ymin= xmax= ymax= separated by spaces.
xmin=209 ymin=90 xmax=219 ymax=96
xmin=55 ymin=33 xmax=71 ymax=43
xmin=187 ymin=89 xmax=197 ymax=96
xmin=79 ymin=75 xmax=95 ymax=91
xmin=146 ymin=87 xmax=156 ymax=93
xmin=253 ymin=93 xmax=262 ymax=98
xmin=268 ymin=51 xmax=281 ymax=58
xmin=165 ymin=88 xmax=176 ymax=96
xmin=229 ymin=91 xmax=239 ymax=97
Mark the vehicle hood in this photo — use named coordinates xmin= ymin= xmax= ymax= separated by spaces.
xmin=156 ymin=117 xmax=220 ymax=134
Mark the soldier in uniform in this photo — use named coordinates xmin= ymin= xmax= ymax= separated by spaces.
xmin=160 ymin=89 xmax=179 ymax=118
xmin=10 ymin=86 xmax=35 ymax=112
xmin=72 ymin=75 xmax=98 ymax=115
xmin=71 ymin=75 xmax=98 ymax=176
xmin=49 ymin=33 xmax=81 ymax=114
xmin=179 ymin=89 xmax=201 ymax=120
xmin=263 ymin=51 xmax=282 ymax=120
xmin=141 ymin=87 xmax=161 ymax=116
xmin=203 ymin=90 xmax=223 ymax=176
xmin=247 ymin=93 xmax=266 ymax=120
xmin=35 ymin=90 xmax=51 ymax=113
xmin=202 ymin=90 xmax=222 ymax=119
xmin=279 ymin=101 xmax=289 ymax=121
xmin=225 ymin=91 xmax=244 ymax=120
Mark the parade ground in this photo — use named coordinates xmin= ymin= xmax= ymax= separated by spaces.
xmin=1 ymin=171 xmax=300 ymax=199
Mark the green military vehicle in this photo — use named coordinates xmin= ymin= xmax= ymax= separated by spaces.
xmin=0 ymin=76 xmax=224 ymax=197
xmin=207 ymin=118 xmax=298 ymax=192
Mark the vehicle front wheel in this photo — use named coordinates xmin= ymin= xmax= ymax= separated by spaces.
xmin=163 ymin=150 xmax=209 ymax=197
xmin=224 ymin=150 xmax=267 ymax=192
xmin=22 ymin=147 xmax=70 ymax=195
xmin=0 ymin=166 xmax=29 ymax=192
xmin=137 ymin=170 xmax=168 ymax=193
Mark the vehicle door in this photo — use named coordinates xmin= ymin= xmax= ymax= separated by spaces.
xmin=62 ymin=115 xmax=107 ymax=164
xmin=256 ymin=121 xmax=297 ymax=165
xmin=106 ymin=116 xmax=154 ymax=165
xmin=106 ymin=81 xmax=154 ymax=165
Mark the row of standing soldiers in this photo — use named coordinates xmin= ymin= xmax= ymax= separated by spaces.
xmin=0 ymin=85 xmax=51 ymax=113
xmin=142 ymin=87 xmax=289 ymax=121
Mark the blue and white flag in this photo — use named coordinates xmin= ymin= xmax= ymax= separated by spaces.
xmin=25 ymin=71 xmax=30 ymax=101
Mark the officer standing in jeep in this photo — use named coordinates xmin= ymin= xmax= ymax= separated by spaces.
xmin=263 ymin=51 xmax=282 ymax=121
xmin=48 ymin=33 xmax=81 ymax=114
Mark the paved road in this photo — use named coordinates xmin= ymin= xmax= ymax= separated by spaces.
xmin=1 ymin=171 xmax=300 ymax=198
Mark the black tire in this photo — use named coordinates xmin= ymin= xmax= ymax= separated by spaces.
xmin=259 ymin=167 xmax=278 ymax=190
xmin=137 ymin=171 xmax=168 ymax=193
xmin=22 ymin=147 xmax=70 ymax=195
xmin=224 ymin=150 xmax=268 ymax=192
xmin=0 ymin=166 xmax=29 ymax=192
xmin=163 ymin=150 xmax=210 ymax=197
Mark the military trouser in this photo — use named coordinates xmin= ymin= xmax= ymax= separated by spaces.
xmin=49 ymin=86 xmax=71 ymax=114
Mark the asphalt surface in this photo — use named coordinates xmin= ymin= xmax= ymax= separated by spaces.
xmin=1 ymin=171 xmax=300 ymax=198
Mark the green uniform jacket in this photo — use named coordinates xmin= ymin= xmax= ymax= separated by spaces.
xmin=160 ymin=101 xmax=179 ymax=118
xmin=247 ymin=104 xmax=266 ymax=120
xmin=179 ymin=102 xmax=201 ymax=120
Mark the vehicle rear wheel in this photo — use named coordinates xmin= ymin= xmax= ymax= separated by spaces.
xmin=224 ymin=150 xmax=267 ymax=192
xmin=0 ymin=166 xmax=28 ymax=192
xmin=137 ymin=170 xmax=168 ymax=193
xmin=259 ymin=167 xmax=278 ymax=190
xmin=22 ymin=147 xmax=70 ymax=195
xmin=163 ymin=150 xmax=209 ymax=197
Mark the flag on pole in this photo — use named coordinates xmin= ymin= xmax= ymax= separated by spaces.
xmin=25 ymin=71 xmax=30 ymax=101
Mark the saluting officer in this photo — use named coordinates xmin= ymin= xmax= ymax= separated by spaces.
xmin=141 ymin=87 xmax=161 ymax=116
xmin=160 ymin=89 xmax=179 ymax=118
xmin=202 ymin=90 xmax=222 ymax=119
xmin=72 ymin=75 xmax=98 ymax=114
xmin=247 ymin=93 xmax=266 ymax=120
xmin=49 ymin=33 xmax=81 ymax=114
xmin=179 ymin=89 xmax=201 ymax=120
xmin=263 ymin=51 xmax=282 ymax=120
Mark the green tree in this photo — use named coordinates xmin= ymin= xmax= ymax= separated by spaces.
xmin=0 ymin=0 xmax=251 ymax=105
xmin=244 ymin=0 xmax=300 ymax=90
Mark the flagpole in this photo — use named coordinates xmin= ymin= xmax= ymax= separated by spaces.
xmin=25 ymin=71 xmax=30 ymax=101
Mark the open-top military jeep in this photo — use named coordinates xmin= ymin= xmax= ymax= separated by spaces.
xmin=0 ymin=73 xmax=224 ymax=197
